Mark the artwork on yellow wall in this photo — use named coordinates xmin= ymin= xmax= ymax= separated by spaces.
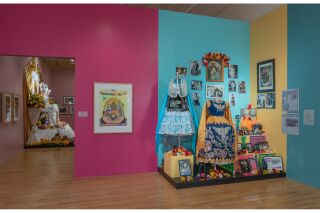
xmin=257 ymin=59 xmax=275 ymax=93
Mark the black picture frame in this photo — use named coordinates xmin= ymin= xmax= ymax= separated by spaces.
xmin=257 ymin=59 xmax=275 ymax=93
xmin=63 ymin=96 xmax=75 ymax=105
xmin=178 ymin=159 xmax=192 ymax=177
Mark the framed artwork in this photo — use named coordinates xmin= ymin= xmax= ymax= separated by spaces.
xmin=228 ymin=65 xmax=238 ymax=78
xmin=228 ymin=80 xmax=236 ymax=92
xmin=257 ymin=93 xmax=266 ymax=109
xmin=63 ymin=96 xmax=74 ymax=105
xmin=1 ymin=93 xmax=12 ymax=124
xmin=248 ymin=158 xmax=259 ymax=175
xmin=59 ymin=107 xmax=67 ymax=115
xmin=238 ymin=81 xmax=246 ymax=93
xmin=257 ymin=59 xmax=275 ymax=93
xmin=205 ymin=84 xmax=223 ymax=99
xmin=239 ymin=159 xmax=251 ymax=173
xmin=262 ymin=156 xmax=284 ymax=173
xmin=94 ymin=82 xmax=133 ymax=134
xmin=12 ymin=95 xmax=19 ymax=122
xmin=69 ymin=105 xmax=74 ymax=115
xmin=229 ymin=93 xmax=236 ymax=107
xmin=191 ymin=80 xmax=202 ymax=90
xmin=192 ymin=92 xmax=200 ymax=107
xmin=266 ymin=93 xmax=276 ymax=109
xmin=178 ymin=159 xmax=192 ymax=176
xmin=207 ymin=59 xmax=224 ymax=82
xmin=176 ymin=67 xmax=187 ymax=77
xmin=190 ymin=60 xmax=201 ymax=76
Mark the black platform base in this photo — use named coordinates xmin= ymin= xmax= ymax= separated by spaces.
xmin=158 ymin=168 xmax=286 ymax=189
xmin=24 ymin=144 xmax=74 ymax=149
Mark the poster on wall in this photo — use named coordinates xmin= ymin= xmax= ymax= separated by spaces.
xmin=282 ymin=89 xmax=299 ymax=113
xmin=190 ymin=60 xmax=201 ymax=76
xmin=1 ymin=93 xmax=12 ymax=124
xmin=12 ymin=95 xmax=19 ymax=122
xmin=282 ymin=114 xmax=299 ymax=135
xmin=257 ymin=59 xmax=275 ymax=93
xmin=94 ymin=82 xmax=132 ymax=134
xmin=229 ymin=93 xmax=236 ymax=106
xmin=205 ymin=84 xmax=223 ymax=99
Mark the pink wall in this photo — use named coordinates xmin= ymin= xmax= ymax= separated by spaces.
xmin=0 ymin=56 xmax=30 ymax=165
xmin=0 ymin=5 xmax=158 ymax=177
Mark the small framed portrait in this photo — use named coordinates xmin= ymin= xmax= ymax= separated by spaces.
xmin=228 ymin=80 xmax=236 ymax=92
xmin=190 ymin=60 xmax=201 ymax=76
xmin=12 ymin=95 xmax=19 ymax=122
xmin=59 ymin=107 xmax=68 ymax=115
xmin=178 ymin=159 xmax=192 ymax=177
xmin=266 ymin=93 xmax=276 ymax=109
xmin=176 ymin=67 xmax=187 ymax=77
xmin=228 ymin=93 xmax=236 ymax=107
xmin=239 ymin=159 xmax=251 ymax=173
xmin=238 ymin=81 xmax=246 ymax=93
xmin=63 ymin=96 xmax=75 ymax=105
xmin=191 ymin=80 xmax=202 ymax=90
xmin=1 ymin=93 xmax=12 ymax=124
xmin=257 ymin=59 xmax=275 ymax=93
xmin=262 ymin=156 xmax=284 ymax=173
xmin=207 ymin=59 xmax=224 ymax=82
xmin=206 ymin=84 xmax=223 ymax=99
xmin=257 ymin=93 xmax=266 ymax=109
xmin=228 ymin=65 xmax=238 ymax=78
xmin=69 ymin=105 xmax=74 ymax=115
xmin=192 ymin=92 xmax=200 ymax=107
xmin=246 ymin=143 xmax=253 ymax=152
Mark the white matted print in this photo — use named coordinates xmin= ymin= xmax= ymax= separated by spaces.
xmin=229 ymin=93 xmax=236 ymax=107
xmin=206 ymin=84 xmax=223 ymax=99
xmin=94 ymin=82 xmax=132 ymax=134
xmin=1 ymin=93 xmax=12 ymax=123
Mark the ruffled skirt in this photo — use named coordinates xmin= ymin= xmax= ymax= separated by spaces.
xmin=158 ymin=111 xmax=195 ymax=136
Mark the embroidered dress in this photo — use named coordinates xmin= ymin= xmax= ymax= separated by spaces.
xmin=196 ymin=100 xmax=237 ymax=164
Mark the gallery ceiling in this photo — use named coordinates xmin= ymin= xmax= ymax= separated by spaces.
xmin=130 ymin=4 xmax=281 ymax=21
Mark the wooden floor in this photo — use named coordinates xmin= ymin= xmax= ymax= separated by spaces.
xmin=0 ymin=148 xmax=319 ymax=209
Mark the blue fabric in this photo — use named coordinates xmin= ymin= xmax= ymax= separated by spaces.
xmin=208 ymin=100 xmax=226 ymax=116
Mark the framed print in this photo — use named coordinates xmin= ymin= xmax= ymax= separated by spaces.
xmin=176 ymin=67 xmax=187 ymax=77
xmin=228 ymin=80 xmax=236 ymax=92
xmin=238 ymin=81 xmax=246 ymax=93
xmin=69 ymin=105 xmax=74 ymax=115
xmin=229 ymin=93 xmax=236 ymax=107
xmin=266 ymin=93 xmax=276 ymax=109
xmin=207 ymin=59 xmax=224 ymax=82
xmin=206 ymin=84 xmax=223 ymax=99
xmin=257 ymin=93 xmax=266 ymax=109
xmin=178 ymin=159 xmax=192 ymax=176
xmin=262 ymin=156 xmax=284 ymax=173
xmin=257 ymin=59 xmax=275 ymax=93
xmin=94 ymin=82 xmax=133 ymax=134
xmin=12 ymin=95 xmax=19 ymax=122
xmin=228 ymin=65 xmax=238 ymax=78
xmin=191 ymin=80 xmax=202 ymax=90
xmin=59 ymin=107 xmax=67 ymax=115
xmin=63 ymin=96 xmax=74 ymax=105
xmin=192 ymin=92 xmax=200 ymax=107
xmin=190 ymin=60 xmax=201 ymax=76
xmin=1 ymin=93 xmax=12 ymax=123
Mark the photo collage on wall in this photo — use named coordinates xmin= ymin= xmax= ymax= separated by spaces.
xmin=256 ymin=59 xmax=276 ymax=109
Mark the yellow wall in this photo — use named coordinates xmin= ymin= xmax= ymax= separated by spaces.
xmin=250 ymin=5 xmax=287 ymax=169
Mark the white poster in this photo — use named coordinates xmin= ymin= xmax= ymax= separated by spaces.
xmin=304 ymin=110 xmax=315 ymax=126
xmin=283 ymin=114 xmax=299 ymax=135
xmin=282 ymin=89 xmax=299 ymax=113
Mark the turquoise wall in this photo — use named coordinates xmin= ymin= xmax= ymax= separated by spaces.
xmin=287 ymin=5 xmax=320 ymax=188
xmin=158 ymin=10 xmax=250 ymax=165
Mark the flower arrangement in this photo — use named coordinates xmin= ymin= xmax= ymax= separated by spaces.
xmin=27 ymin=93 xmax=46 ymax=108
xmin=202 ymin=52 xmax=230 ymax=68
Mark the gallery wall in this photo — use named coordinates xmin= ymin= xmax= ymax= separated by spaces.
xmin=250 ymin=5 xmax=288 ymax=169
xmin=287 ymin=5 xmax=320 ymax=188
xmin=0 ymin=5 xmax=158 ymax=177
xmin=158 ymin=10 xmax=250 ymax=165
xmin=0 ymin=56 xmax=30 ymax=165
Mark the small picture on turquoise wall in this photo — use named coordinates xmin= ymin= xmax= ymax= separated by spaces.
xmin=176 ymin=67 xmax=187 ymax=77
xmin=191 ymin=80 xmax=202 ymax=90
xmin=207 ymin=59 xmax=224 ymax=82
xmin=266 ymin=93 xmax=276 ymax=109
xmin=229 ymin=93 xmax=236 ymax=107
xmin=228 ymin=65 xmax=238 ymax=78
xmin=257 ymin=93 xmax=266 ymax=109
xmin=228 ymin=80 xmax=236 ymax=92
xmin=192 ymin=92 xmax=200 ymax=106
xmin=190 ymin=60 xmax=201 ymax=76
xmin=206 ymin=84 xmax=223 ymax=99
xmin=239 ymin=81 xmax=246 ymax=93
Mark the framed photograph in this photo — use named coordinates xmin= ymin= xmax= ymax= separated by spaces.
xmin=229 ymin=93 xmax=236 ymax=107
xmin=176 ymin=67 xmax=187 ymax=77
xmin=178 ymin=159 xmax=192 ymax=176
xmin=69 ymin=105 xmax=74 ymax=115
xmin=94 ymin=82 xmax=133 ymax=134
xmin=59 ymin=107 xmax=67 ymax=115
xmin=12 ymin=95 xmax=19 ymax=122
xmin=262 ymin=156 xmax=284 ymax=173
xmin=257 ymin=59 xmax=275 ymax=93
xmin=248 ymin=158 xmax=259 ymax=175
xmin=207 ymin=59 xmax=224 ymax=82
xmin=266 ymin=93 xmax=276 ymax=109
xmin=192 ymin=92 xmax=200 ymax=107
xmin=257 ymin=93 xmax=266 ymax=109
xmin=239 ymin=159 xmax=251 ymax=173
xmin=1 ymin=93 xmax=12 ymax=124
xmin=191 ymin=80 xmax=202 ymax=90
xmin=205 ymin=84 xmax=223 ymax=99
xmin=238 ymin=81 xmax=246 ymax=93
xmin=228 ymin=80 xmax=236 ymax=92
xmin=63 ymin=96 xmax=74 ymax=105
xmin=228 ymin=65 xmax=238 ymax=78
xmin=190 ymin=60 xmax=201 ymax=76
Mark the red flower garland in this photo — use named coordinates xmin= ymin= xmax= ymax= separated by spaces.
xmin=202 ymin=52 xmax=230 ymax=68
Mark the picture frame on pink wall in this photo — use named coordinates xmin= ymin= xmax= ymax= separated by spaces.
xmin=12 ymin=94 xmax=19 ymax=122
xmin=1 ymin=93 xmax=12 ymax=124
xmin=94 ymin=82 xmax=133 ymax=134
